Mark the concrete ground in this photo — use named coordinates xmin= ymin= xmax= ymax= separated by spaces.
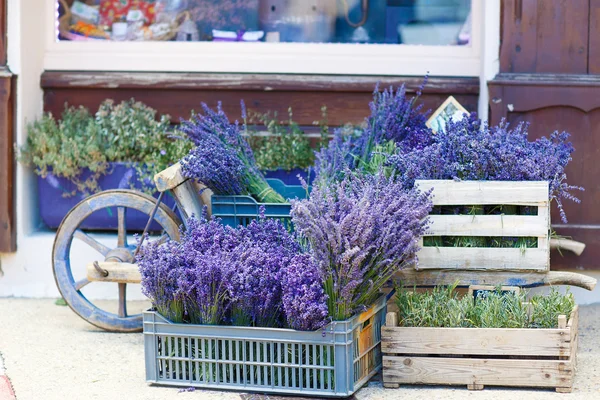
xmin=0 ymin=299 xmax=599 ymax=400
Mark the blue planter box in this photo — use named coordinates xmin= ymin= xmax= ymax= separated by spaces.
xmin=38 ymin=163 xmax=177 ymax=231
xmin=211 ymin=178 xmax=309 ymax=230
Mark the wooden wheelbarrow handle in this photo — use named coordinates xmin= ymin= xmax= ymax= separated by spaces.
xmin=550 ymin=238 xmax=586 ymax=256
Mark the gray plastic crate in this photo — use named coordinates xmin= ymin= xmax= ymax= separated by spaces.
xmin=144 ymin=294 xmax=387 ymax=397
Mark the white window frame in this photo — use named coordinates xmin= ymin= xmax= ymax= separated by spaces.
xmin=44 ymin=1 xmax=483 ymax=76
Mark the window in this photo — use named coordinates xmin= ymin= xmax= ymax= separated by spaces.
xmin=47 ymin=0 xmax=482 ymax=76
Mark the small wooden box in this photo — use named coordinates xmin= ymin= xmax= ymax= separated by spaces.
xmin=382 ymin=306 xmax=578 ymax=393
xmin=415 ymin=180 xmax=550 ymax=272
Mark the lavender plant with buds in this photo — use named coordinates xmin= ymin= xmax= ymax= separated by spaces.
xmin=291 ymin=172 xmax=432 ymax=320
xmin=180 ymin=102 xmax=285 ymax=203
xmin=137 ymin=208 xmax=328 ymax=331
xmin=387 ymin=116 xmax=582 ymax=222
xmin=314 ymin=80 xmax=432 ymax=186
xmin=281 ymin=254 xmax=329 ymax=331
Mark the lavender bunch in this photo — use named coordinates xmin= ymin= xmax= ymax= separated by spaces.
xmin=137 ymin=238 xmax=187 ymax=323
xmin=177 ymin=253 xmax=230 ymax=325
xmin=387 ymin=116 xmax=582 ymax=222
xmin=314 ymin=80 xmax=432 ymax=186
xmin=291 ymin=172 xmax=432 ymax=320
xmin=281 ymin=254 xmax=329 ymax=331
xmin=355 ymin=81 xmax=432 ymax=160
xmin=180 ymin=102 xmax=285 ymax=203
xmin=227 ymin=215 xmax=302 ymax=327
xmin=137 ymin=209 xmax=329 ymax=331
xmin=137 ymin=216 xmax=234 ymax=324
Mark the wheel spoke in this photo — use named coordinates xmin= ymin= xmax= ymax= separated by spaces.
xmin=74 ymin=230 xmax=111 ymax=256
xmin=75 ymin=278 xmax=91 ymax=291
xmin=118 ymin=283 xmax=127 ymax=318
xmin=117 ymin=207 xmax=127 ymax=247
xmin=156 ymin=233 xmax=169 ymax=246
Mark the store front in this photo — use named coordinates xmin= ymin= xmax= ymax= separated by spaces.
xmin=1 ymin=0 xmax=598 ymax=303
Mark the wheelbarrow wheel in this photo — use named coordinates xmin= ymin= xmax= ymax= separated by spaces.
xmin=52 ymin=189 xmax=182 ymax=332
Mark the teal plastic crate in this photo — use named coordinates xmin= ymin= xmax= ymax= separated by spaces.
xmin=211 ymin=179 xmax=308 ymax=229
xmin=143 ymin=294 xmax=387 ymax=397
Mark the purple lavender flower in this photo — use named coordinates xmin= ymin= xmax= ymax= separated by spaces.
xmin=179 ymin=102 xmax=285 ymax=202
xmin=314 ymin=80 xmax=432 ymax=186
xmin=281 ymin=254 xmax=329 ymax=331
xmin=387 ymin=116 xmax=583 ymax=222
xmin=291 ymin=172 xmax=432 ymax=320
xmin=137 ymin=210 xmax=331 ymax=330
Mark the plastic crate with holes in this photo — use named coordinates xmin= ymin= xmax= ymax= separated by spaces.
xmin=143 ymin=294 xmax=388 ymax=397
xmin=210 ymin=178 xmax=308 ymax=229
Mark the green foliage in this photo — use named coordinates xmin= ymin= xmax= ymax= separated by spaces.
xmin=247 ymin=107 xmax=329 ymax=171
xmin=530 ymin=287 xmax=576 ymax=328
xmin=395 ymin=284 xmax=574 ymax=329
xmin=18 ymin=99 xmax=192 ymax=196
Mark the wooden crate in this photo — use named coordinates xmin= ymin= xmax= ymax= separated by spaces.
xmin=415 ymin=180 xmax=550 ymax=272
xmin=382 ymin=306 xmax=578 ymax=393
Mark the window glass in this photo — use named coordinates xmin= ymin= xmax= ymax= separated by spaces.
xmin=57 ymin=0 xmax=471 ymax=45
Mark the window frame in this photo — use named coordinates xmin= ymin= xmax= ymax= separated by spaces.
xmin=45 ymin=0 xmax=482 ymax=77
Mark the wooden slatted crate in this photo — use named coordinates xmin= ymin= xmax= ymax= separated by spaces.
xmin=382 ymin=306 xmax=578 ymax=392
xmin=415 ymin=180 xmax=550 ymax=272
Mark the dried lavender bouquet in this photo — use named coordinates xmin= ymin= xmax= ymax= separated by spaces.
xmin=179 ymin=102 xmax=285 ymax=203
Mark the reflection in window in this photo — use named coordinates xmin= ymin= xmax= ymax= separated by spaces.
xmin=57 ymin=0 xmax=471 ymax=45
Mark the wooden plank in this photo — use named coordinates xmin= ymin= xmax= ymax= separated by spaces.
xmin=171 ymin=180 xmax=212 ymax=223
xmin=0 ymin=74 xmax=15 ymax=252
xmin=385 ymin=312 xmax=398 ymax=328
xmin=467 ymin=384 xmax=484 ymax=391
xmin=86 ymin=262 xmax=142 ymax=284
xmin=417 ymin=247 xmax=549 ymax=271
xmin=416 ymin=180 xmax=549 ymax=206
xmin=427 ymin=214 xmax=548 ymax=237
xmin=154 ymin=162 xmax=188 ymax=192
xmin=40 ymin=72 xmax=480 ymax=94
xmin=382 ymin=326 xmax=570 ymax=357
xmin=383 ymin=356 xmax=573 ymax=388
xmin=570 ymin=306 xmax=579 ymax=369
xmin=41 ymin=72 xmax=480 ymax=127
xmin=550 ymin=238 xmax=585 ymax=256
xmin=500 ymin=0 xmax=589 ymax=74
xmin=589 ymin=0 xmax=600 ymax=74
xmin=394 ymin=270 xmax=597 ymax=291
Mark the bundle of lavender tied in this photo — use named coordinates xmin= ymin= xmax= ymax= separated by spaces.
xmin=179 ymin=101 xmax=285 ymax=203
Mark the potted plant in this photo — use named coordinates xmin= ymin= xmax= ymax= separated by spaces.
xmin=247 ymin=106 xmax=330 ymax=186
xmin=18 ymin=99 xmax=191 ymax=230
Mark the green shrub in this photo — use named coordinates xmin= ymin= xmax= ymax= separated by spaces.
xmin=247 ymin=107 xmax=330 ymax=171
xmin=18 ymin=99 xmax=192 ymax=196
xmin=395 ymin=284 xmax=574 ymax=329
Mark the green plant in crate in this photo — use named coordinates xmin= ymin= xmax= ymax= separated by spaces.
xmin=530 ymin=288 xmax=576 ymax=328
xmin=395 ymin=284 xmax=574 ymax=329
xmin=18 ymin=99 xmax=192 ymax=196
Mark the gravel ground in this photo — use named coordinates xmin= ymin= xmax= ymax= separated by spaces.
xmin=0 ymin=299 xmax=598 ymax=400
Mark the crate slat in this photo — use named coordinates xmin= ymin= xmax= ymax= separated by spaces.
xmin=382 ymin=325 xmax=570 ymax=357
xmin=427 ymin=214 xmax=548 ymax=237
xmin=382 ymin=356 xmax=573 ymax=388
xmin=416 ymin=180 xmax=549 ymax=206
xmin=417 ymin=247 xmax=549 ymax=271
xmin=382 ymin=306 xmax=578 ymax=392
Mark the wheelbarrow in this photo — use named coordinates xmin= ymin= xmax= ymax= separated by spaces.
xmin=52 ymin=168 xmax=596 ymax=332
